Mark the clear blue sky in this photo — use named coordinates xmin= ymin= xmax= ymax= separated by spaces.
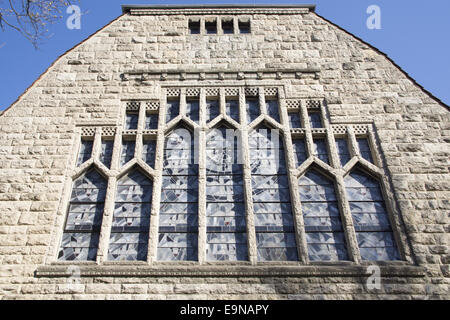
xmin=1 ymin=0 xmax=449 ymax=110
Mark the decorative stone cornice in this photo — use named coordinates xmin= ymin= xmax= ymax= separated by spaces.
xmin=121 ymin=69 xmax=321 ymax=82
xmin=122 ymin=4 xmax=315 ymax=15
xmin=35 ymin=264 xmax=425 ymax=278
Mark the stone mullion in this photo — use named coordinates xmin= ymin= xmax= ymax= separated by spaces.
xmin=259 ymin=87 xmax=266 ymax=115
xmin=347 ymin=126 xmax=360 ymax=158
xmin=219 ymin=88 xmax=226 ymax=116
xmin=335 ymin=174 xmax=361 ymax=263
xmin=278 ymin=90 xmax=308 ymax=263
xmin=197 ymin=128 xmax=206 ymax=264
xmin=327 ymin=129 xmax=340 ymax=169
xmin=147 ymin=94 xmax=167 ymax=263
xmin=300 ymin=101 xmax=310 ymax=129
xmin=96 ymin=176 xmax=117 ymax=263
xmin=199 ymin=88 xmax=206 ymax=127
xmin=180 ymin=88 xmax=187 ymax=119
xmin=239 ymin=88 xmax=257 ymax=264
xmin=92 ymin=128 xmax=102 ymax=161
xmin=110 ymin=128 xmax=122 ymax=172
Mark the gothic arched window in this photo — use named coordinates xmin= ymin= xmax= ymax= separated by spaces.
xmin=108 ymin=169 xmax=152 ymax=261
xmin=58 ymin=168 xmax=106 ymax=261
xmin=206 ymin=126 xmax=247 ymax=261
xmin=299 ymin=170 xmax=348 ymax=261
xmin=345 ymin=170 xmax=400 ymax=261
xmin=249 ymin=126 xmax=298 ymax=261
xmin=158 ymin=127 xmax=198 ymax=260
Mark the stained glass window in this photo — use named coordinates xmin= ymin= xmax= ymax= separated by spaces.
xmin=249 ymin=126 xmax=298 ymax=261
xmin=266 ymin=99 xmax=280 ymax=123
xmin=120 ymin=140 xmax=135 ymax=166
xmin=206 ymin=126 xmax=247 ymax=261
xmin=77 ymin=139 xmax=93 ymax=166
xmin=288 ymin=112 xmax=301 ymax=128
xmin=166 ymin=99 xmax=180 ymax=123
xmin=186 ymin=98 xmax=199 ymax=124
xmin=292 ymin=138 xmax=307 ymax=167
xmin=299 ymin=170 xmax=348 ymax=261
xmin=357 ymin=138 xmax=373 ymax=163
xmin=226 ymin=99 xmax=239 ymax=123
xmin=308 ymin=111 xmax=322 ymax=128
xmin=313 ymin=138 xmax=329 ymax=164
xmin=345 ymin=170 xmax=400 ymax=261
xmin=206 ymin=99 xmax=220 ymax=123
xmin=246 ymin=97 xmax=260 ymax=124
xmin=58 ymin=169 xmax=106 ymax=261
xmin=336 ymin=138 xmax=351 ymax=167
xmin=125 ymin=111 xmax=138 ymax=130
xmin=158 ymin=127 xmax=198 ymax=260
xmin=108 ymin=170 xmax=152 ymax=261
xmin=145 ymin=112 xmax=159 ymax=130
xmin=100 ymin=139 xmax=114 ymax=169
xmin=142 ymin=139 xmax=156 ymax=168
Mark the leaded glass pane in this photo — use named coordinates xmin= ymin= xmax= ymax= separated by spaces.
xmin=206 ymin=126 xmax=248 ymax=261
xmin=357 ymin=138 xmax=373 ymax=163
xmin=100 ymin=140 xmax=114 ymax=169
xmin=292 ymin=139 xmax=307 ymax=167
xmin=288 ymin=112 xmax=301 ymax=128
xmin=336 ymin=138 xmax=351 ymax=167
xmin=120 ymin=140 xmax=135 ymax=166
xmin=345 ymin=170 xmax=399 ymax=261
xmin=226 ymin=99 xmax=240 ymax=122
xmin=313 ymin=138 xmax=329 ymax=164
xmin=266 ymin=100 xmax=280 ymax=123
xmin=246 ymin=97 xmax=260 ymax=124
xmin=299 ymin=170 xmax=348 ymax=261
xmin=166 ymin=99 xmax=180 ymax=123
xmin=125 ymin=112 xmax=138 ymax=130
xmin=206 ymin=99 xmax=220 ymax=122
xmin=58 ymin=169 xmax=106 ymax=261
xmin=108 ymin=170 xmax=152 ymax=261
xmin=308 ymin=111 xmax=322 ymax=128
xmin=145 ymin=113 xmax=159 ymax=129
xmin=77 ymin=139 xmax=93 ymax=166
xmin=142 ymin=139 xmax=156 ymax=167
xmin=250 ymin=126 xmax=297 ymax=261
xmin=158 ymin=128 xmax=198 ymax=261
xmin=186 ymin=99 xmax=199 ymax=123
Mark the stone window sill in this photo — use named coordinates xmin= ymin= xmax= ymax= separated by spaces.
xmin=35 ymin=263 xmax=425 ymax=278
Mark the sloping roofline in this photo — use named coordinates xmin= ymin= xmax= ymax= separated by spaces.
xmin=122 ymin=4 xmax=316 ymax=13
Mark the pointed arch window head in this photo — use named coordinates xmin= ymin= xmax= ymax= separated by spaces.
xmin=58 ymin=169 xmax=106 ymax=261
xmin=345 ymin=170 xmax=400 ymax=261
xmin=249 ymin=126 xmax=298 ymax=261
xmin=158 ymin=127 xmax=198 ymax=261
xmin=206 ymin=126 xmax=247 ymax=261
xmin=142 ymin=139 xmax=156 ymax=168
xmin=299 ymin=170 xmax=348 ymax=261
xmin=108 ymin=169 xmax=152 ymax=261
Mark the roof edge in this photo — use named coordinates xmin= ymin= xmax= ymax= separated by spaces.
xmin=122 ymin=4 xmax=316 ymax=13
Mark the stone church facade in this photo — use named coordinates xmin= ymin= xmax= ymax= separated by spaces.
xmin=0 ymin=5 xmax=448 ymax=299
